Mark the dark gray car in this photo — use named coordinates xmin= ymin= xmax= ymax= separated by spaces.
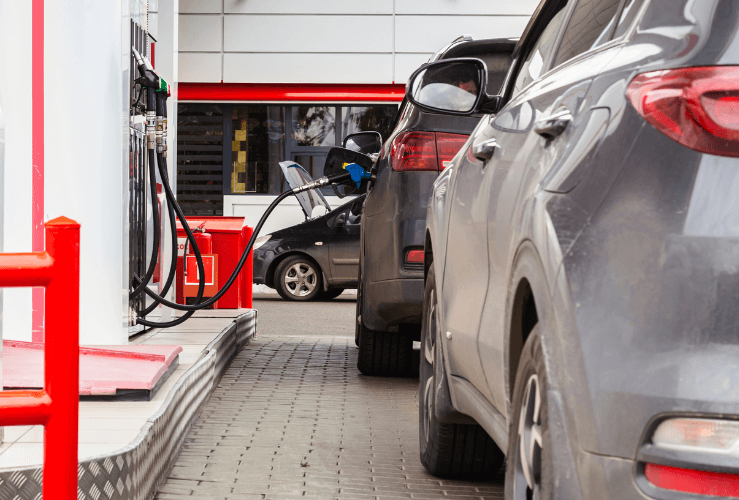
xmin=356 ymin=37 xmax=517 ymax=376
xmin=252 ymin=162 xmax=363 ymax=301
xmin=419 ymin=0 xmax=739 ymax=498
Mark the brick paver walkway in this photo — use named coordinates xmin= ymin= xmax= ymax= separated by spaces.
xmin=156 ymin=334 xmax=505 ymax=499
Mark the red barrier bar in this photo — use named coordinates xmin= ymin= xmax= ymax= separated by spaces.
xmin=0 ymin=216 xmax=80 ymax=500
xmin=0 ymin=390 xmax=52 ymax=426
xmin=0 ymin=253 xmax=55 ymax=287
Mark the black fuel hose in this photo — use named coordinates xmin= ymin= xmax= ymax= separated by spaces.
xmin=136 ymin=152 xmax=205 ymax=328
xmin=132 ymin=91 xmax=355 ymax=322
xmin=138 ymin=169 xmax=177 ymax=317
xmin=138 ymin=168 xmax=353 ymax=315
xmin=138 ymin=92 xmax=178 ymax=317
xmin=129 ymin=146 xmax=161 ymax=299
xmin=138 ymin=187 xmax=293 ymax=312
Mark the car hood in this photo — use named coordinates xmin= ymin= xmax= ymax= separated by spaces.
xmin=279 ymin=161 xmax=331 ymax=219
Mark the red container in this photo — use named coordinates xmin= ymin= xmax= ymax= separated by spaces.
xmin=175 ymin=216 xmax=253 ymax=309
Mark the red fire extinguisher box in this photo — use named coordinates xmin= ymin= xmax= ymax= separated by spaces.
xmin=175 ymin=217 xmax=253 ymax=309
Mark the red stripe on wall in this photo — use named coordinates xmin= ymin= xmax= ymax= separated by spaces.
xmin=32 ymin=0 xmax=44 ymax=342
xmin=178 ymin=83 xmax=406 ymax=102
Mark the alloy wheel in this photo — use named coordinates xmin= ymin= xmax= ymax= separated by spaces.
xmin=284 ymin=262 xmax=317 ymax=297
xmin=514 ymin=374 xmax=543 ymax=500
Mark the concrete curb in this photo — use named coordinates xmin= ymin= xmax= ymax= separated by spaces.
xmin=0 ymin=309 xmax=257 ymax=500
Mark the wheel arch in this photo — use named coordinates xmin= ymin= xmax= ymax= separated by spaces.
xmin=505 ymin=241 xmax=556 ymax=406
xmin=424 ymin=230 xmax=434 ymax=284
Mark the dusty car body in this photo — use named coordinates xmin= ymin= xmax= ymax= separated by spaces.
xmin=420 ymin=0 xmax=739 ymax=498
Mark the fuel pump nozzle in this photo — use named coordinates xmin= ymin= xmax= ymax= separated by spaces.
xmin=132 ymin=46 xmax=159 ymax=89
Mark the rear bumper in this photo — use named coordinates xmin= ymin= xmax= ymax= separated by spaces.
xmin=363 ymin=278 xmax=424 ymax=331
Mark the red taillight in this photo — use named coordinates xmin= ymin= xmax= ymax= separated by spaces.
xmin=645 ymin=463 xmax=739 ymax=497
xmin=390 ymin=131 xmax=468 ymax=171
xmin=627 ymin=66 xmax=739 ymax=157
xmin=436 ymin=133 xmax=469 ymax=169
xmin=391 ymin=131 xmax=438 ymax=171
xmin=405 ymin=250 xmax=424 ymax=264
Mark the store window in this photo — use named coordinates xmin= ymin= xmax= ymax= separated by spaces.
xmin=177 ymin=103 xmax=398 ymax=211
xmin=228 ymin=104 xmax=397 ymax=196
xmin=292 ymin=106 xmax=337 ymax=147
xmin=230 ymin=106 xmax=285 ymax=194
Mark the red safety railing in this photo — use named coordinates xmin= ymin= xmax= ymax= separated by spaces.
xmin=0 ymin=216 xmax=80 ymax=499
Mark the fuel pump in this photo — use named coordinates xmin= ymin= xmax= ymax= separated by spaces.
xmin=129 ymin=53 xmax=373 ymax=328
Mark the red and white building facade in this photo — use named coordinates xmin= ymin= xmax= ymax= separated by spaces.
xmin=0 ymin=0 xmax=536 ymax=346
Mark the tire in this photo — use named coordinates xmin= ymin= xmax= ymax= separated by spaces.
xmin=357 ymin=327 xmax=411 ymax=376
xmin=419 ymin=263 xmax=505 ymax=478
xmin=355 ymin=276 xmax=412 ymax=375
xmin=319 ymin=288 xmax=344 ymax=300
xmin=505 ymin=325 xmax=552 ymax=500
xmin=274 ymin=255 xmax=323 ymax=301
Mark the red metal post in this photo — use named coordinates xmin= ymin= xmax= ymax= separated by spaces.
xmin=241 ymin=225 xmax=253 ymax=309
xmin=0 ymin=216 xmax=80 ymax=500
xmin=43 ymin=216 xmax=80 ymax=499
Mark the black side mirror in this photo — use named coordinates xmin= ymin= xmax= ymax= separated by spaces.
xmin=335 ymin=213 xmax=347 ymax=227
xmin=407 ymin=58 xmax=502 ymax=115
xmin=343 ymin=131 xmax=382 ymax=155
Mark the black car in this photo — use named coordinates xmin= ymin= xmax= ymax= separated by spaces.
xmin=252 ymin=161 xmax=364 ymax=301
xmin=355 ymin=36 xmax=517 ymax=376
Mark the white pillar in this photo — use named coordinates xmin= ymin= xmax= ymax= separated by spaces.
xmin=0 ymin=1 xmax=33 ymax=343
xmin=44 ymin=1 xmax=129 ymax=344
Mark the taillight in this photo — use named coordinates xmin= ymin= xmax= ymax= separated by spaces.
xmin=641 ymin=418 xmax=739 ymax=497
xmin=645 ymin=464 xmax=739 ymax=497
xmin=436 ymin=133 xmax=469 ymax=169
xmin=627 ymin=66 xmax=739 ymax=157
xmin=390 ymin=131 xmax=468 ymax=171
xmin=405 ymin=250 xmax=424 ymax=264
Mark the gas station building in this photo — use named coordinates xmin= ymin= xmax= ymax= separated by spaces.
xmin=0 ymin=0 xmax=535 ymax=345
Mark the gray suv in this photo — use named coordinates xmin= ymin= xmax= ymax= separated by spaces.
xmin=418 ymin=0 xmax=739 ymax=498
xmin=356 ymin=37 xmax=516 ymax=376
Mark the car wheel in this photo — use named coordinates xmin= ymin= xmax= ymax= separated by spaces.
xmin=319 ymin=288 xmax=344 ymax=300
xmin=505 ymin=325 xmax=552 ymax=500
xmin=419 ymin=263 xmax=505 ymax=478
xmin=274 ymin=255 xmax=323 ymax=302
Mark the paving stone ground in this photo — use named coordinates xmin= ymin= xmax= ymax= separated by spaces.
xmin=156 ymin=297 xmax=505 ymax=500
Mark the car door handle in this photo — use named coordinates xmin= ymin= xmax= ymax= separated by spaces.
xmin=534 ymin=109 xmax=572 ymax=140
xmin=472 ymin=138 xmax=499 ymax=162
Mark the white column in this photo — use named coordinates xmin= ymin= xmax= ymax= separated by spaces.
xmin=44 ymin=1 xmax=128 ymax=344
xmin=0 ymin=1 xmax=33 ymax=343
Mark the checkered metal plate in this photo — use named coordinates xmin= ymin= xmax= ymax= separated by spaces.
xmin=0 ymin=310 xmax=256 ymax=500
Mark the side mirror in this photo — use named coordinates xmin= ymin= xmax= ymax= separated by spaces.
xmin=335 ymin=213 xmax=347 ymax=227
xmin=343 ymin=131 xmax=382 ymax=155
xmin=407 ymin=58 xmax=502 ymax=115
